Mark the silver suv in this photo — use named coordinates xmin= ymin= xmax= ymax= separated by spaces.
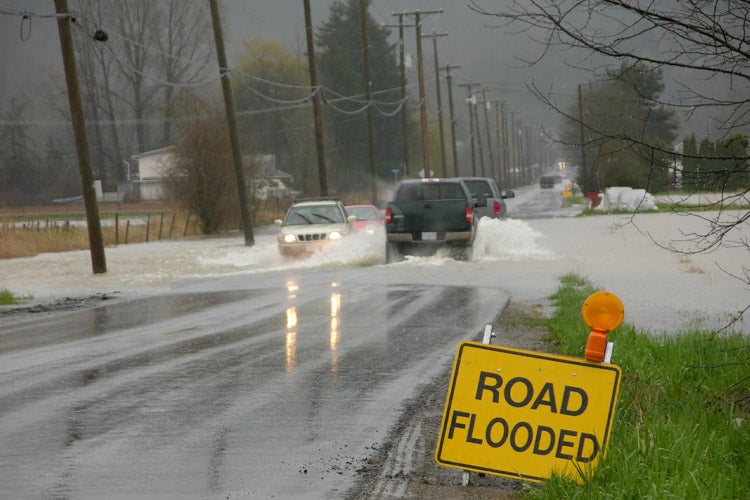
xmin=274 ymin=198 xmax=356 ymax=256
xmin=460 ymin=177 xmax=515 ymax=219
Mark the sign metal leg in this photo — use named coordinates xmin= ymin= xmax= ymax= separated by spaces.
xmin=462 ymin=324 xmax=495 ymax=487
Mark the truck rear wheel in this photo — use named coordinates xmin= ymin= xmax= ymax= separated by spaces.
xmin=449 ymin=243 xmax=472 ymax=261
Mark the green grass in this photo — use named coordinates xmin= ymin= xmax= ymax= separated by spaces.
xmin=527 ymin=274 xmax=750 ymax=498
xmin=0 ymin=288 xmax=32 ymax=305
xmin=561 ymin=195 xmax=586 ymax=207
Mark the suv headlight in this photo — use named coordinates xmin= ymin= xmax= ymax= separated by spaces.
xmin=281 ymin=233 xmax=297 ymax=243
xmin=328 ymin=231 xmax=342 ymax=240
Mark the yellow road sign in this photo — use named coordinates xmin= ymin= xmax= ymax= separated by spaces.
xmin=435 ymin=341 xmax=621 ymax=483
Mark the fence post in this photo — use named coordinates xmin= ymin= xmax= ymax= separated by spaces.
xmin=125 ymin=220 xmax=130 ymax=244
xmin=183 ymin=211 xmax=191 ymax=237
xmin=168 ymin=211 xmax=175 ymax=238
xmin=145 ymin=214 xmax=151 ymax=243
xmin=115 ymin=212 xmax=119 ymax=245
xmin=158 ymin=212 xmax=164 ymax=241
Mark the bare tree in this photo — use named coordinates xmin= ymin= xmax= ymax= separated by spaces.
xmin=156 ymin=1 xmax=214 ymax=144
xmin=470 ymin=1 xmax=750 ymax=292
xmin=166 ymin=96 xmax=238 ymax=235
xmin=72 ymin=0 xmax=215 ymax=183
xmin=0 ymin=98 xmax=37 ymax=204
xmin=75 ymin=0 xmax=124 ymax=186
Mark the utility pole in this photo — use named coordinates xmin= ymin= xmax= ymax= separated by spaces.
xmin=303 ymin=0 xmax=328 ymax=196
xmin=386 ymin=14 xmax=414 ymax=178
xmin=210 ymin=0 xmax=254 ymax=246
xmin=480 ymin=89 xmax=495 ymax=183
xmin=54 ymin=0 xmax=106 ymax=274
xmin=360 ymin=0 xmax=377 ymax=204
xmin=510 ymin=110 xmax=518 ymax=186
xmin=398 ymin=9 xmax=443 ymax=178
xmin=500 ymin=102 xmax=510 ymax=188
xmin=578 ymin=83 xmax=590 ymax=193
xmin=517 ymin=119 xmax=526 ymax=183
xmin=459 ymin=82 xmax=479 ymax=176
xmin=442 ymin=64 xmax=461 ymax=177
xmin=473 ymin=91 xmax=486 ymax=177
xmin=423 ymin=30 xmax=447 ymax=177
xmin=523 ymin=123 xmax=531 ymax=183
xmin=494 ymin=101 xmax=504 ymax=190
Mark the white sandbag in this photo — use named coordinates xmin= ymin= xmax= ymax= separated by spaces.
xmin=594 ymin=187 xmax=659 ymax=211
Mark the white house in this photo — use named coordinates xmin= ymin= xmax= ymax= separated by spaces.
xmin=125 ymin=146 xmax=175 ymax=201
xmin=122 ymin=148 xmax=296 ymax=202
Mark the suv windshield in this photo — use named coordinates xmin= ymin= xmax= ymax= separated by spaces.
xmin=285 ymin=205 xmax=344 ymax=225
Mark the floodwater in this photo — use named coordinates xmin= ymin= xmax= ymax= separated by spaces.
xmin=2 ymin=185 xmax=746 ymax=335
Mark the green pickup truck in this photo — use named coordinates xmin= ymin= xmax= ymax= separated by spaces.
xmin=385 ymin=178 xmax=477 ymax=261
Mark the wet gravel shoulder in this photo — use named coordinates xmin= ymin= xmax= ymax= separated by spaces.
xmin=346 ymin=299 xmax=554 ymax=499
xmin=0 ymin=292 xmax=121 ymax=326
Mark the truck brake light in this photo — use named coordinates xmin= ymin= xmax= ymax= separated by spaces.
xmin=385 ymin=207 xmax=392 ymax=224
xmin=465 ymin=206 xmax=473 ymax=223
xmin=493 ymin=200 xmax=501 ymax=217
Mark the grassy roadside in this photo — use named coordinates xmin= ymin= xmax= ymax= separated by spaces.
xmin=0 ymin=208 xmax=202 ymax=260
xmin=533 ymin=274 xmax=750 ymax=498
xmin=0 ymin=204 xmax=291 ymax=261
xmin=0 ymin=288 xmax=31 ymax=305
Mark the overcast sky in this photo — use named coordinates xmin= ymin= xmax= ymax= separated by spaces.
xmin=2 ymin=0 xmax=728 ymax=139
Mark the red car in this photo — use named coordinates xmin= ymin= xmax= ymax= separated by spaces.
xmin=345 ymin=204 xmax=384 ymax=233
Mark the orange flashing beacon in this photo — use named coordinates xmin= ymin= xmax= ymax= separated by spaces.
xmin=581 ymin=291 xmax=624 ymax=363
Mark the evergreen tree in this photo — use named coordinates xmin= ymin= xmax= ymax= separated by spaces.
xmin=316 ymin=0 xmax=401 ymax=193
xmin=562 ymin=61 xmax=676 ymax=192
xmin=716 ymin=136 xmax=749 ymax=191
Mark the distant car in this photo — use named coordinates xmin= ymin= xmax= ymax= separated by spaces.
xmin=540 ymin=173 xmax=563 ymax=188
xmin=460 ymin=177 xmax=515 ymax=219
xmin=274 ymin=198 xmax=356 ymax=256
xmin=345 ymin=204 xmax=384 ymax=234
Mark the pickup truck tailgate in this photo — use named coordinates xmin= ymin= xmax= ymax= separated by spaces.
xmin=387 ymin=200 xmax=472 ymax=234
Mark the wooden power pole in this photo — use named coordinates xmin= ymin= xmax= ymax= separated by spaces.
xmin=386 ymin=14 xmax=413 ymax=178
xmin=459 ymin=82 xmax=479 ymax=176
xmin=303 ymin=0 xmax=328 ymax=196
xmin=442 ymin=64 xmax=461 ymax=177
xmin=54 ymin=0 xmax=106 ymax=274
xmin=398 ymin=9 xmax=443 ymax=178
xmin=209 ymin=0 xmax=254 ymax=246
xmin=481 ymin=89 xmax=495 ymax=183
xmin=423 ymin=30 xmax=448 ymax=177
xmin=360 ymin=0 xmax=377 ymax=204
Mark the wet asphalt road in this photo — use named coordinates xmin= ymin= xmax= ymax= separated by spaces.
xmin=0 ymin=270 xmax=508 ymax=498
